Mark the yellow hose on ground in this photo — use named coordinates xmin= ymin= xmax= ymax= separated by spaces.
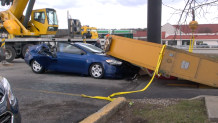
xmin=82 ymin=45 xmax=166 ymax=101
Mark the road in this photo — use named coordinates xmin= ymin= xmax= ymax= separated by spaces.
xmin=1 ymin=59 xmax=218 ymax=122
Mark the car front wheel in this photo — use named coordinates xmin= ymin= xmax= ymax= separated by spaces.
xmin=89 ymin=63 xmax=104 ymax=79
xmin=31 ymin=60 xmax=45 ymax=74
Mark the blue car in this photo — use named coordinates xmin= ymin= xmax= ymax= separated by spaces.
xmin=0 ymin=76 xmax=21 ymax=123
xmin=25 ymin=42 xmax=139 ymax=79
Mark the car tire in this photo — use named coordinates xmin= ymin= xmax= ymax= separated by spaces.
xmin=89 ymin=63 xmax=104 ymax=79
xmin=31 ymin=60 xmax=45 ymax=74
xmin=5 ymin=45 xmax=16 ymax=62
xmin=21 ymin=44 xmax=33 ymax=59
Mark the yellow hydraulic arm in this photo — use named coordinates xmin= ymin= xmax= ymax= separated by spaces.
xmin=105 ymin=35 xmax=218 ymax=87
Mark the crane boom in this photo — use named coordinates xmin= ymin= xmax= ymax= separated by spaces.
xmin=9 ymin=0 xmax=29 ymax=20
xmin=105 ymin=35 xmax=218 ymax=87
xmin=0 ymin=0 xmax=58 ymax=36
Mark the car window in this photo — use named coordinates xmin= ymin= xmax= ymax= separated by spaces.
xmin=78 ymin=43 xmax=102 ymax=53
xmin=58 ymin=43 xmax=82 ymax=55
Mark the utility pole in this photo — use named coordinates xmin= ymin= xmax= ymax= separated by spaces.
xmin=147 ymin=0 xmax=162 ymax=44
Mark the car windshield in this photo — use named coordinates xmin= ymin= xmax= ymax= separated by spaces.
xmin=78 ymin=43 xmax=103 ymax=53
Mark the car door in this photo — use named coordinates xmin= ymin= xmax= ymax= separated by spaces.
xmin=31 ymin=44 xmax=58 ymax=71
xmin=56 ymin=43 xmax=88 ymax=73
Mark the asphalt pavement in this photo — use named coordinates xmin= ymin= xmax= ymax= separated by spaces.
xmin=1 ymin=59 xmax=218 ymax=122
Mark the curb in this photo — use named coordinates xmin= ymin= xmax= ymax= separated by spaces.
xmin=188 ymin=95 xmax=218 ymax=122
xmin=80 ymin=97 xmax=126 ymax=123
xmin=187 ymin=95 xmax=211 ymax=100
xmin=205 ymin=96 xmax=218 ymax=122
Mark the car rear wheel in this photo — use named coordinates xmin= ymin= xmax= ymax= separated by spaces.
xmin=89 ymin=63 xmax=104 ymax=79
xmin=31 ymin=60 xmax=45 ymax=74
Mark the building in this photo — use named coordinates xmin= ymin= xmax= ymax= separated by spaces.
xmin=97 ymin=30 xmax=135 ymax=39
xmin=133 ymin=31 xmax=147 ymax=41
xmin=162 ymin=23 xmax=218 ymax=46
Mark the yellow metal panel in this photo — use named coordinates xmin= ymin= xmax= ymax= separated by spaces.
xmin=106 ymin=35 xmax=218 ymax=87
xmin=194 ymin=59 xmax=218 ymax=87
xmin=3 ymin=20 xmax=21 ymax=35
xmin=171 ymin=53 xmax=200 ymax=78
xmin=160 ymin=47 xmax=218 ymax=87
xmin=158 ymin=49 xmax=177 ymax=72
xmin=107 ymin=35 xmax=162 ymax=70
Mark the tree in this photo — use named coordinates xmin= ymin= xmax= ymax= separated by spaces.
xmin=163 ymin=0 xmax=218 ymax=40
xmin=163 ymin=0 xmax=218 ymax=25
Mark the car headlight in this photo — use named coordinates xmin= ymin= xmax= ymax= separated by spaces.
xmin=106 ymin=59 xmax=122 ymax=66
xmin=1 ymin=78 xmax=16 ymax=106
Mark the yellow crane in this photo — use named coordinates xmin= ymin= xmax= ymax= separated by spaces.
xmin=104 ymin=35 xmax=218 ymax=88
xmin=0 ymin=0 xmax=58 ymax=36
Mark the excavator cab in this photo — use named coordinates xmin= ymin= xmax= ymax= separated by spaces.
xmin=31 ymin=8 xmax=58 ymax=35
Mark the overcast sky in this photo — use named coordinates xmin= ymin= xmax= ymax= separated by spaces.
xmin=1 ymin=0 xmax=217 ymax=29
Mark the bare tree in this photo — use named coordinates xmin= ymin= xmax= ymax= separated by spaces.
xmin=163 ymin=0 xmax=218 ymax=41
xmin=163 ymin=0 xmax=218 ymax=25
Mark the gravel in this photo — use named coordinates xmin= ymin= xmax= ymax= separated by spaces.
xmin=129 ymin=98 xmax=182 ymax=106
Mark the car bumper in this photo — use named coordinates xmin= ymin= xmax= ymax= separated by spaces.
xmin=0 ymin=96 xmax=21 ymax=123
xmin=102 ymin=61 xmax=140 ymax=79
xmin=102 ymin=62 xmax=124 ymax=79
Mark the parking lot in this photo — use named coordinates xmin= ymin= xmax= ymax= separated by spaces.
xmin=1 ymin=59 xmax=218 ymax=123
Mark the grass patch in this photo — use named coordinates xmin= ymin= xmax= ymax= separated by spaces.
xmin=133 ymin=100 xmax=209 ymax=123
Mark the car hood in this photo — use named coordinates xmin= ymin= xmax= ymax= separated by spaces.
xmin=91 ymin=52 xmax=118 ymax=61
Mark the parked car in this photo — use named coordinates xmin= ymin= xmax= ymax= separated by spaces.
xmin=0 ymin=76 xmax=21 ymax=123
xmin=196 ymin=43 xmax=210 ymax=48
xmin=24 ymin=42 xmax=139 ymax=79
